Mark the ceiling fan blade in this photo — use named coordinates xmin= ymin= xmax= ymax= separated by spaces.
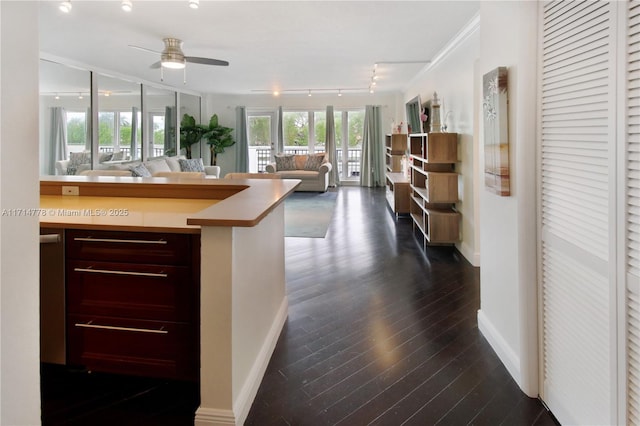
xmin=128 ymin=44 xmax=161 ymax=55
xmin=149 ymin=61 xmax=162 ymax=69
xmin=185 ymin=56 xmax=229 ymax=66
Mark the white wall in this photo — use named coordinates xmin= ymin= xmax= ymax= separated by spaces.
xmin=0 ymin=2 xmax=42 ymax=424
xmin=476 ymin=1 xmax=539 ymax=397
xmin=203 ymin=92 xmax=400 ymax=177
xmin=403 ymin=15 xmax=480 ymax=266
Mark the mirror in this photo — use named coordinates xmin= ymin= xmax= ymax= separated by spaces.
xmin=405 ymin=95 xmax=422 ymax=134
xmin=39 ymin=60 xmax=91 ymax=175
xmin=97 ymin=74 xmax=142 ymax=163
xmin=179 ymin=93 xmax=201 ymax=158
xmin=144 ymin=86 xmax=177 ymax=158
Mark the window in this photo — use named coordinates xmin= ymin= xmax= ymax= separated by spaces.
xmin=149 ymin=112 xmax=166 ymax=158
xmin=65 ymin=111 xmax=88 ymax=153
xmin=283 ymin=111 xmax=309 ymax=152
xmin=97 ymin=110 xmax=141 ymax=160
xmin=248 ymin=113 xmax=275 ymax=172
xmin=334 ymin=109 xmax=364 ymax=180
xmin=246 ymin=108 xmax=364 ymax=178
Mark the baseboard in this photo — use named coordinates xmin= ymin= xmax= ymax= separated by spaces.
xmin=456 ymin=241 xmax=480 ymax=267
xmin=233 ymin=296 xmax=289 ymax=425
xmin=194 ymin=407 xmax=236 ymax=426
xmin=477 ymin=309 xmax=521 ymax=387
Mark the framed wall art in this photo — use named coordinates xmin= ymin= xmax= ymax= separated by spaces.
xmin=482 ymin=66 xmax=510 ymax=196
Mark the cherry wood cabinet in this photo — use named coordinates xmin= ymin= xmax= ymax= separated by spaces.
xmin=65 ymin=229 xmax=200 ymax=381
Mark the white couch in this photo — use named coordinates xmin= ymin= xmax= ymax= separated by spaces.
xmin=265 ymin=153 xmax=332 ymax=192
xmin=56 ymin=154 xmax=220 ymax=179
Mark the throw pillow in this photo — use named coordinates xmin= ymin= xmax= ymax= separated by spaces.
xmin=165 ymin=155 xmax=186 ymax=172
xmin=275 ymin=154 xmax=295 ymax=171
xmin=111 ymin=151 xmax=125 ymax=161
xmin=98 ymin=152 xmax=113 ymax=163
xmin=179 ymin=158 xmax=205 ymax=172
xmin=144 ymin=158 xmax=172 ymax=175
xmin=294 ymin=155 xmax=307 ymax=170
xmin=129 ymin=163 xmax=152 ymax=177
xmin=304 ymin=153 xmax=326 ymax=171
xmin=69 ymin=151 xmax=91 ymax=167
xmin=67 ymin=151 xmax=91 ymax=175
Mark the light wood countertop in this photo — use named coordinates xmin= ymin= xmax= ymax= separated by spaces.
xmin=39 ymin=176 xmax=300 ymax=232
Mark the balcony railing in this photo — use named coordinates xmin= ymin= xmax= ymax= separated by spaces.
xmin=249 ymin=146 xmax=361 ymax=179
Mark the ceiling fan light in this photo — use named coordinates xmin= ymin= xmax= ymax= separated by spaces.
xmin=59 ymin=1 xmax=72 ymax=13
xmin=162 ymin=58 xmax=186 ymax=69
xmin=161 ymin=38 xmax=186 ymax=69
xmin=121 ymin=0 xmax=132 ymax=12
xmin=189 ymin=0 xmax=199 ymax=9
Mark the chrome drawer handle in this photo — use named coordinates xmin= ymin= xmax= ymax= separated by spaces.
xmin=74 ymin=267 xmax=168 ymax=278
xmin=75 ymin=321 xmax=168 ymax=334
xmin=74 ymin=237 xmax=167 ymax=245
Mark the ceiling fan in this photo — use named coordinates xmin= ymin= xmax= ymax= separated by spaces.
xmin=129 ymin=37 xmax=229 ymax=70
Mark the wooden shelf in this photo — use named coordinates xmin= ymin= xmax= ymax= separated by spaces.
xmin=409 ymin=133 xmax=460 ymax=246
xmin=385 ymin=134 xmax=408 ymax=173
xmin=385 ymin=172 xmax=410 ymax=215
xmin=385 ymin=134 xmax=409 ymax=216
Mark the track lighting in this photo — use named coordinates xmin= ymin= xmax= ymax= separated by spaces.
xmin=338 ymin=90 xmax=342 ymax=97
xmin=308 ymin=90 xmax=312 ymax=97
xmin=121 ymin=0 xmax=132 ymax=12
xmin=189 ymin=0 xmax=199 ymax=9
xmin=59 ymin=1 xmax=72 ymax=13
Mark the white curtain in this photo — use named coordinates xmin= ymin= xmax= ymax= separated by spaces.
xmin=360 ymin=105 xmax=384 ymax=187
xmin=49 ymin=107 xmax=68 ymax=174
xmin=325 ymin=105 xmax=339 ymax=187
xmin=235 ymin=106 xmax=249 ymax=172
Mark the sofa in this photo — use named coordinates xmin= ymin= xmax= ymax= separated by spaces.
xmin=55 ymin=153 xmax=220 ymax=179
xmin=265 ymin=153 xmax=332 ymax=192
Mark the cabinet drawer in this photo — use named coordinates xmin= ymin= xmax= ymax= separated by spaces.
xmin=67 ymin=314 xmax=198 ymax=381
xmin=66 ymin=229 xmax=195 ymax=266
xmin=67 ymin=260 xmax=195 ymax=322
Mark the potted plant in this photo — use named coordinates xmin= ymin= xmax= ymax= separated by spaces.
xmin=179 ymin=114 xmax=206 ymax=159
xmin=203 ymin=114 xmax=235 ymax=166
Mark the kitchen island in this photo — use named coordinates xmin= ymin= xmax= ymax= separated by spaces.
xmin=40 ymin=175 xmax=300 ymax=426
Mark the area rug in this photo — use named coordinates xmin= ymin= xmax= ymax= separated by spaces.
xmin=284 ymin=191 xmax=338 ymax=238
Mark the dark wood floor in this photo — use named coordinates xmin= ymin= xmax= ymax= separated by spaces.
xmin=41 ymin=186 xmax=557 ymax=426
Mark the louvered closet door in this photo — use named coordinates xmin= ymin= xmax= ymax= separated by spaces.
xmin=539 ymin=2 xmax=616 ymax=425
xmin=627 ymin=2 xmax=640 ymax=425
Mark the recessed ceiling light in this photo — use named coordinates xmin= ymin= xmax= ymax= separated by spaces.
xmin=121 ymin=0 xmax=132 ymax=12
xmin=59 ymin=1 xmax=72 ymax=13
xmin=189 ymin=0 xmax=199 ymax=9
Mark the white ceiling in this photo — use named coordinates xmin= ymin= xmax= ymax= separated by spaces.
xmin=38 ymin=0 xmax=479 ymax=96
